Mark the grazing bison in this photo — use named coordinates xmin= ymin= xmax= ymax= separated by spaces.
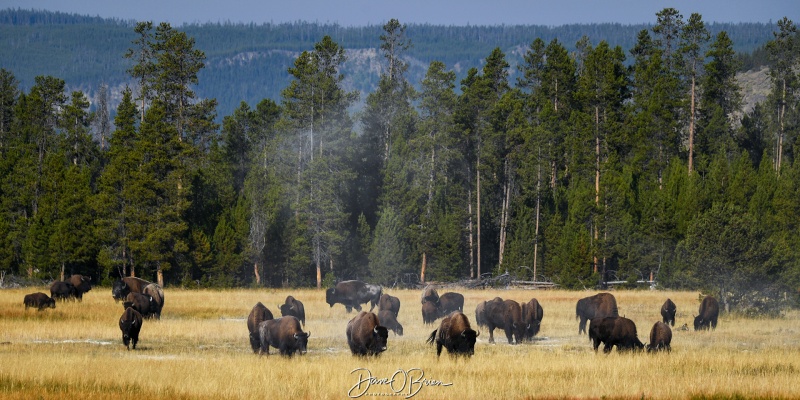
xmin=438 ymin=292 xmax=465 ymax=315
xmin=484 ymin=299 xmax=525 ymax=344
xmin=112 ymin=277 xmax=152 ymax=302
xmin=661 ymin=298 xmax=677 ymax=327
xmin=647 ymin=321 xmax=672 ymax=353
xmin=258 ymin=316 xmax=310 ymax=356
xmin=142 ymin=283 xmax=164 ymax=319
xmin=325 ymin=280 xmax=382 ymax=313
xmin=67 ymin=274 xmax=92 ymax=301
xmin=50 ymin=281 xmax=76 ymax=301
xmin=521 ymin=298 xmax=544 ymax=340
xmin=279 ymin=296 xmax=306 ymax=326
xmin=247 ymin=302 xmax=274 ymax=353
xmin=123 ymin=292 xmax=157 ymax=319
xmin=576 ymin=293 xmax=619 ymax=335
xmin=694 ymin=296 xmax=720 ymax=331
xmin=24 ymin=292 xmax=56 ymax=311
xmin=475 ymin=297 xmax=503 ymax=328
xmin=422 ymin=300 xmax=439 ymax=324
xmin=377 ymin=309 xmax=404 ymax=336
xmin=378 ymin=293 xmax=401 ymax=316
xmin=589 ymin=316 xmax=644 ymax=353
xmin=421 ymin=285 xmax=439 ymax=304
xmin=346 ymin=311 xmax=389 ymax=356
xmin=119 ymin=307 xmax=143 ymax=350
xmin=426 ymin=311 xmax=479 ymax=357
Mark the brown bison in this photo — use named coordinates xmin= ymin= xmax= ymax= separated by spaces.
xmin=49 ymin=281 xmax=76 ymax=301
xmin=326 ymin=280 xmax=382 ymax=313
xmin=647 ymin=321 xmax=672 ymax=352
xmin=576 ymin=293 xmax=619 ymax=335
xmin=377 ymin=309 xmax=404 ymax=336
xmin=258 ymin=316 xmax=310 ymax=356
xmin=438 ymin=292 xmax=465 ymax=315
xmin=421 ymin=285 xmax=439 ymax=304
xmin=119 ymin=307 xmax=143 ymax=350
xmin=521 ymin=298 xmax=544 ymax=340
xmin=694 ymin=296 xmax=720 ymax=331
xmin=422 ymin=300 xmax=439 ymax=324
xmin=475 ymin=297 xmax=503 ymax=328
xmin=67 ymin=274 xmax=92 ymax=301
xmin=142 ymin=283 xmax=164 ymax=319
xmin=346 ymin=311 xmax=389 ymax=356
xmin=123 ymin=292 xmax=157 ymax=319
xmin=112 ymin=277 xmax=151 ymax=302
xmin=426 ymin=311 xmax=479 ymax=357
xmin=484 ymin=299 xmax=525 ymax=344
xmin=661 ymin=298 xmax=676 ymax=327
xmin=247 ymin=302 xmax=274 ymax=353
xmin=279 ymin=295 xmax=306 ymax=326
xmin=589 ymin=316 xmax=644 ymax=353
xmin=378 ymin=293 xmax=401 ymax=316
xmin=24 ymin=292 xmax=56 ymax=311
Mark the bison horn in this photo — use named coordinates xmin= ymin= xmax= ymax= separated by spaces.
xmin=476 ymin=330 xmax=480 ymax=337
xmin=373 ymin=326 xmax=379 ymax=334
xmin=461 ymin=330 xmax=466 ymax=337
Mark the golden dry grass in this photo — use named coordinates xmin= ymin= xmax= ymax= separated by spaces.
xmin=1 ymin=286 xmax=799 ymax=399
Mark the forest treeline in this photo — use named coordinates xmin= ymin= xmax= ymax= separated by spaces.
xmin=0 ymin=8 xmax=780 ymax=118
xmin=0 ymin=9 xmax=799 ymax=314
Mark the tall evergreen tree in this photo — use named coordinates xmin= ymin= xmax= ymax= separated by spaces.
xmin=680 ymin=13 xmax=710 ymax=174
xmin=765 ymin=17 xmax=798 ymax=174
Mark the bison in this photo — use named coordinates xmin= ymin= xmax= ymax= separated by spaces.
xmin=421 ymin=285 xmax=439 ymax=304
xmin=119 ymin=307 xmax=143 ymax=350
xmin=377 ymin=309 xmax=404 ymax=336
xmin=576 ymin=293 xmax=619 ymax=335
xmin=426 ymin=311 xmax=479 ymax=357
xmin=475 ymin=297 xmax=503 ymax=328
xmin=279 ymin=295 xmax=306 ymax=326
xmin=123 ymin=292 xmax=157 ymax=319
xmin=661 ymin=298 xmax=677 ymax=327
xmin=484 ymin=299 xmax=525 ymax=344
xmin=258 ymin=316 xmax=310 ymax=356
xmin=142 ymin=283 xmax=164 ymax=319
xmin=647 ymin=321 xmax=672 ymax=353
xmin=589 ymin=316 xmax=644 ymax=353
xmin=438 ymin=292 xmax=464 ymax=315
xmin=112 ymin=277 xmax=152 ymax=302
xmin=24 ymin=292 xmax=56 ymax=311
xmin=694 ymin=296 xmax=720 ymax=331
xmin=50 ymin=281 xmax=76 ymax=301
xmin=247 ymin=302 xmax=274 ymax=353
xmin=325 ymin=280 xmax=382 ymax=313
xmin=422 ymin=300 xmax=439 ymax=324
xmin=378 ymin=293 xmax=401 ymax=316
xmin=346 ymin=311 xmax=389 ymax=356
xmin=67 ymin=274 xmax=92 ymax=301
xmin=521 ymin=298 xmax=544 ymax=340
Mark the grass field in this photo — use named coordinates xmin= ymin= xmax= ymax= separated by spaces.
xmin=1 ymin=286 xmax=799 ymax=399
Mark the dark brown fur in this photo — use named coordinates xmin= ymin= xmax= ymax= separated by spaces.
xmin=49 ymin=281 xmax=76 ymax=301
xmin=24 ymin=292 xmax=56 ymax=311
xmin=661 ymin=298 xmax=676 ymax=327
xmin=258 ymin=316 xmax=310 ymax=356
xmin=346 ymin=312 xmax=389 ymax=356
xmin=142 ymin=283 xmax=164 ymax=319
xmin=437 ymin=292 xmax=464 ymax=315
xmin=279 ymin=295 xmax=305 ymax=326
xmin=67 ymin=274 xmax=92 ymax=301
xmin=484 ymin=299 xmax=525 ymax=344
xmin=119 ymin=307 xmax=143 ymax=350
xmin=589 ymin=316 xmax=644 ymax=353
xmin=325 ymin=280 xmax=382 ymax=313
xmin=378 ymin=293 xmax=401 ymax=315
xmin=576 ymin=293 xmax=619 ymax=334
xmin=122 ymin=292 xmax=156 ymax=319
xmin=694 ymin=296 xmax=720 ymax=331
xmin=247 ymin=302 xmax=274 ymax=353
xmin=426 ymin=311 xmax=479 ymax=357
xmin=422 ymin=300 xmax=439 ymax=324
xmin=647 ymin=321 xmax=672 ymax=352
xmin=475 ymin=297 xmax=502 ymax=328
xmin=112 ymin=277 xmax=151 ymax=302
xmin=521 ymin=298 xmax=544 ymax=340
xmin=377 ymin=309 xmax=403 ymax=336
xmin=421 ymin=285 xmax=439 ymax=304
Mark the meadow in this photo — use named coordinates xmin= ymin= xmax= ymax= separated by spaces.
xmin=1 ymin=286 xmax=799 ymax=399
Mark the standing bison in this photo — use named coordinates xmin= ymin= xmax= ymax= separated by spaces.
xmin=326 ymin=280 xmax=382 ymax=313
xmin=647 ymin=321 xmax=672 ymax=353
xmin=438 ymin=292 xmax=465 ymax=315
xmin=258 ymin=316 xmax=310 ymax=356
xmin=279 ymin=296 xmax=306 ymax=326
xmin=475 ymin=297 xmax=503 ymax=328
xmin=521 ymin=298 xmax=544 ymax=340
xmin=67 ymin=274 xmax=92 ymax=301
xmin=589 ymin=316 xmax=644 ymax=353
xmin=378 ymin=293 xmax=401 ymax=316
xmin=484 ymin=299 xmax=525 ymax=344
xmin=421 ymin=285 xmax=439 ymax=304
xmin=694 ymin=296 xmax=720 ymax=331
xmin=123 ymin=292 xmax=157 ymax=319
xmin=247 ymin=302 xmax=274 ymax=353
xmin=421 ymin=300 xmax=439 ymax=324
xmin=24 ymin=292 xmax=56 ymax=311
xmin=112 ymin=277 xmax=152 ymax=302
xmin=576 ymin=293 xmax=619 ymax=335
xmin=377 ymin=309 xmax=404 ymax=336
xmin=142 ymin=283 xmax=164 ymax=319
xmin=346 ymin=311 xmax=389 ymax=356
xmin=661 ymin=298 xmax=677 ymax=327
xmin=50 ymin=281 xmax=76 ymax=301
xmin=119 ymin=307 xmax=143 ymax=350
xmin=426 ymin=311 xmax=479 ymax=357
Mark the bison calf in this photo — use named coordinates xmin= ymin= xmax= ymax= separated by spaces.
xmin=647 ymin=321 xmax=672 ymax=353
xmin=378 ymin=293 xmax=401 ymax=316
xmin=347 ymin=311 xmax=389 ymax=356
xmin=589 ymin=316 xmax=644 ymax=353
xmin=279 ymin=295 xmax=305 ymax=326
xmin=24 ymin=292 xmax=56 ymax=311
xmin=119 ymin=307 xmax=143 ymax=350
xmin=426 ymin=311 xmax=479 ymax=357
xmin=258 ymin=316 xmax=310 ymax=356
xmin=123 ymin=292 xmax=157 ymax=319
xmin=247 ymin=302 xmax=274 ymax=353
xmin=377 ymin=309 xmax=403 ymax=336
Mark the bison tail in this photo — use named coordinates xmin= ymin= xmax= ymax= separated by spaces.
xmin=426 ymin=330 xmax=437 ymax=345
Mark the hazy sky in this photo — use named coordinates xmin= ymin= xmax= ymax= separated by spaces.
xmin=2 ymin=0 xmax=797 ymax=26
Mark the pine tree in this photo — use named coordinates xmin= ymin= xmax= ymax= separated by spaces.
xmin=680 ymin=13 xmax=710 ymax=174
xmin=765 ymin=17 xmax=798 ymax=174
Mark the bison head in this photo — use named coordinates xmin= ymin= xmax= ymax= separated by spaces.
xmin=325 ymin=288 xmax=336 ymax=307
xmin=293 ymin=331 xmax=310 ymax=355
xmin=120 ymin=318 xmax=138 ymax=349
xmin=371 ymin=326 xmax=389 ymax=354
xmin=455 ymin=329 xmax=479 ymax=356
xmin=693 ymin=315 xmax=704 ymax=331
xmin=112 ymin=280 xmax=129 ymax=302
xmin=279 ymin=303 xmax=295 ymax=316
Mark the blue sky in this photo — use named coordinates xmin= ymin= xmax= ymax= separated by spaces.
xmin=1 ymin=0 xmax=797 ymax=26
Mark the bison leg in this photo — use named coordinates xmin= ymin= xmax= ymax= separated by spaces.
xmin=504 ymin=328 xmax=515 ymax=345
xmin=579 ymin=317 xmax=587 ymax=335
xmin=603 ymin=342 xmax=613 ymax=353
xmin=436 ymin=342 xmax=443 ymax=357
xmin=354 ymin=304 xmax=363 ymax=312
xmin=487 ymin=326 xmax=495 ymax=344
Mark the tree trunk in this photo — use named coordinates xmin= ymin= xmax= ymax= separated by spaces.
xmin=476 ymin=156 xmax=482 ymax=279
xmin=468 ymin=189 xmax=474 ymax=279
xmin=688 ymin=75 xmax=696 ymax=174
xmin=594 ymin=106 xmax=600 ymax=273
xmin=157 ymin=263 xmax=164 ymax=287
xmin=498 ymin=159 xmax=511 ymax=268
xmin=60 ymin=262 xmax=65 ymax=282
xmin=253 ymin=262 xmax=261 ymax=285
xmin=777 ymin=79 xmax=786 ymax=175
xmin=533 ymin=152 xmax=541 ymax=282
xmin=420 ymin=252 xmax=427 ymax=283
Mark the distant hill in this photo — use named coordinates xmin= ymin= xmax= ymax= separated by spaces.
xmin=0 ymin=8 xmax=780 ymax=118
